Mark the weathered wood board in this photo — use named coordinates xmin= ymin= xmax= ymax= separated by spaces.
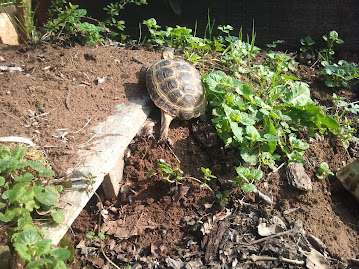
xmin=44 ymin=96 xmax=153 ymax=245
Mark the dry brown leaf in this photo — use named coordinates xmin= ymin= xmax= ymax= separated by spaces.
xmin=306 ymin=248 xmax=330 ymax=269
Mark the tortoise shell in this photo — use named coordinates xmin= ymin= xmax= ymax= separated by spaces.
xmin=146 ymin=57 xmax=206 ymax=120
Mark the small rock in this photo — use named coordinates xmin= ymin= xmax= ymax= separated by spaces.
xmin=287 ymin=163 xmax=312 ymax=191
xmin=0 ymin=56 xmax=5 ymax=62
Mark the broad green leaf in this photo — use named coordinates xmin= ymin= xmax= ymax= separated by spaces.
xmin=51 ymin=248 xmax=71 ymax=261
xmin=36 ymin=239 xmax=52 ymax=256
xmin=236 ymin=166 xmax=250 ymax=179
xmin=204 ymin=71 xmax=233 ymax=93
xmin=33 ymin=182 xmax=59 ymax=206
xmin=13 ymin=242 xmax=31 ymax=261
xmin=245 ymin=126 xmax=261 ymax=141
xmin=287 ymin=150 xmax=305 ymax=164
xmin=240 ymin=148 xmax=259 ymax=164
xmin=289 ymin=136 xmax=309 ymax=150
xmin=22 ymin=160 xmax=54 ymax=177
xmin=241 ymin=183 xmax=256 ymax=192
xmin=2 ymin=182 xmax=31 ymax=203
xmin=17 ymin=212 xmax=32 ymax=230
xmin=230 ymin=122 xmax=244 ymax=143
xmin=0 ymin=156 xmax=17 ymax=173
xmin=239 ymin=113 xmax=256 ymax=126
xmin=317 ymin=114 xmax=340 ymax=130
xmin=14 ymin=172 xmax=34 ymax=182
xmin=284 ymin=82 xmax=311 ymax=106
xmin=0 ymin=209 xmax=16 ymax=222
xmin=51 ymin=209 xmax=65 ymax=224
xmin=250 ymin=169 xmax=263 ymax=180
xmin=264 ymin=133 xmax=279 ymax=142
xmin=27 ymin=258 xmax=53 ymax=269
xmin=15 ymin=228 xmax=42 ymax=246
xmin=11 ymin=146 xmax=26 ymax=160
xmin=0 ymin=202 xmax=6 ymax=210
xmin=0 ymin=176 xmax=5 ymax=186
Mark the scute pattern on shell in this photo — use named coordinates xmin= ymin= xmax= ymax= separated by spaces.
xmin=146 ymin=57 xmax=206 ymax=120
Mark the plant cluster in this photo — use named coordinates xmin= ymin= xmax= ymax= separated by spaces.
xmin=44 ymin=0 xmax=104 ymax=45
xmin=204 ymin=70 xmax=339 ymax=166
xmin=0 ymin=145 xmax=70 ymax=268
xmin=300 ymin=31 xmax=359 ymax=88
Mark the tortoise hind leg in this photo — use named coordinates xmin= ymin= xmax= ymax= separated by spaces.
xmin=159 ymin=110 xmax=174 ymax=144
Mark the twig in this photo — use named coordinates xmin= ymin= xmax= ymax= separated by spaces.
xmin=0 ymin=136 xmax=34 ymax=146
xmin=250 ymin=254 xmax=305 ymax=265
xmin=237 ymin=228 xmax=298 ymax=246
xmin=268 ymin=163 xmax=285 ymax=176
xmin=72 ymin=117 xmax=92 ymax=134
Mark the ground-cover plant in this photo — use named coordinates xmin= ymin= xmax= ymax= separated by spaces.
xmin=204 ymin=70 xmax=340 ymax=166
xmin=0 ymin=145 xmax=70 ymax=268
xmin=300 ymin=31 xmax=359 ymax=88
xmin=148 ymin=159 xmax=215 ymax=194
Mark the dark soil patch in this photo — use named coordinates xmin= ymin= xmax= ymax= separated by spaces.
xmin=0 ymin=42 xmax=358 ymax=268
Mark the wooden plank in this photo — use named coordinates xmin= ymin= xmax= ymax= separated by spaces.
xmin=43 ymin=97 xmax=153 ymax=245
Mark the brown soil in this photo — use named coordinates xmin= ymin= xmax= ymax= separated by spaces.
xmin=0 ymin=42 xmax=358 ymax=268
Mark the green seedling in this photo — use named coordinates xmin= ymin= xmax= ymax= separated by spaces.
xmin=86 ymin=231 xmax=105 ymax=242
xmin=319 ymin=30 xmax=344 ymax=64
xmin=316 ymin=162 xmax=334 ymax=179
xmin=188 ymin=219 xmax=204 ymax=232
xmin=300 ymin=36 xmax=315 ymax=53
xmin=233 ymin=166 xmax=263 ymax=192
xmin=149 ymin=159 xmax=215 ymax=194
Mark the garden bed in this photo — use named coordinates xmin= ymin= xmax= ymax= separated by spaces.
xmin=0 ymin=42 xmax=358 ymax=268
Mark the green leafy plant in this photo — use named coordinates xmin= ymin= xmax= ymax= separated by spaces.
xmin=330 ymin=93 xmax=359 ymax=148
xmin=233 ymin=166 xmax=263 ymax=192
xmin=103 ymin=0 xmax=147 ymax=41
xmin=44 ymin=0 xmax=104 ymax=45
xmin=316 ymin=162 xmax=334 ymax=179
xmin=321 ymin=60 xmax=359 ymax=88
xmin=300 ymin=36 xmax=315 ymax=53
xmin=204 ymin=70 xmax=340 ymax=166
xmin=0 ymin=145 xmax=70 ymax=268
xmin=149 ymin=159 xmax=215 ymax=194
xmin=319 ymin=30 xmax=344 ymax=64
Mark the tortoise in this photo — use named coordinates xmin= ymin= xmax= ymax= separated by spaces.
xmin=146 ymin=47 xmax=206 ymax=143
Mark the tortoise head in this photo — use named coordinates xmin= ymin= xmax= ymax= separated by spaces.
xmin=162 ymin=47 xmax=175 ymax=60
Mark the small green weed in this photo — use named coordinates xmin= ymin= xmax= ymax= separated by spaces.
xmin=316 ymin=162 xmax=334 ymax=179
xmin=0 ymin=145 xmax=70 ymax=267
xmin=148 ymin=159 xmax=215 ymax=194
xmin=300 ymin=36 xmax=315 ymax=53
xmin=330 ymin=93 xmax=359 ymax=148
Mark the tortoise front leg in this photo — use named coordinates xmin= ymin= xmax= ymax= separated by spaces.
xmin=159 ymin=110 xmax=174 ymax=144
